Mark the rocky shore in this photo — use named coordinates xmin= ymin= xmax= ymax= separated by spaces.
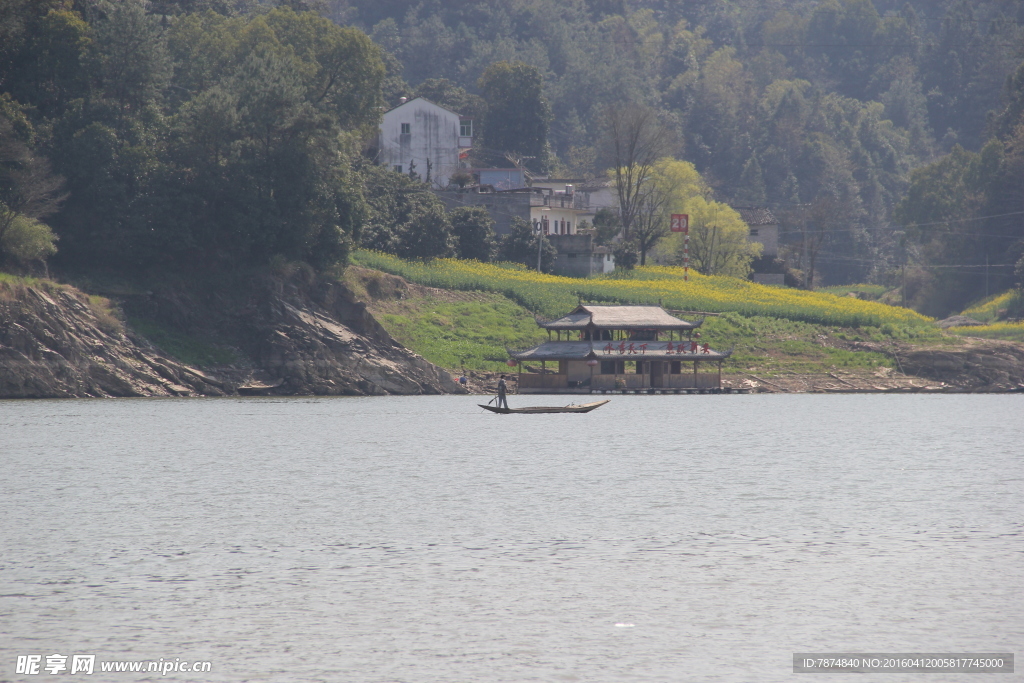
xmin=0 ymin=274 xmax=463 ymax=399
xmin=2 ymin=272 xmax=1022 ymax=399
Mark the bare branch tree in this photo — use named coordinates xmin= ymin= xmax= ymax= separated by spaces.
xmin=631 ymin=174 xmax=673 ymax=266
xmin=782 ymin=194 xmax=850 ymax=290
xmin=0 ymin=117 xmax=66 ymax=251
xmin=600 ymin=103 xmax=675 ymax=241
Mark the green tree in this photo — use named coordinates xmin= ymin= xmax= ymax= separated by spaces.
xmin=0 ymin=114 xmax=64 ymax=265
xmin=414 ymin=78 xmax=485 ymax=120
xmin=613 ymin=240 xmax=639 ymax=271
xmin=264 ymin=7 xmax=386 ymax=132
xmin=0 ymin=212 xmax=57 ymax=267
xmin=449 ymin=206 xmax=495 ymax=261
xmin=478 ymin=61 xmax=550 ymax=172
xmin=634 ymin=157 xmax=707 ymax=265
xmin=662 ymin=196 xmax=760 ymax=278
xmin=395 ymin=202 xmax=454 ymax=260
xmin=359 ymin=164 xmax=455 ymax=260
xmin=0 ymin=3 xmax=92 ymax=119
xmin=591 ymin=207 xmax=620 ymax=246
xmin=497 ymin=217 xmax=555 ymax=272
xmin=89 ymin=0 xmax=171 ymax=132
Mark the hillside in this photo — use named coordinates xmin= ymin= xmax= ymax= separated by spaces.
xmin=344 ymin=255 xmax=1024 ymax=393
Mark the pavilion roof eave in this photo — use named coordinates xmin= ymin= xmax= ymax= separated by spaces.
xmin=509 ymin=341 xmax=731 ymax=362
xmin=538 ymin=321 xmax=703 ymax=331
xmin=536 ymin=304 xmax=703 ymax=330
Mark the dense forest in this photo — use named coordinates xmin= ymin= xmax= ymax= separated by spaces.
xmin=337 ymin=0 xmax=1024 ymax=315
xmin=1 ymin=0 xmax=1023 ymax=317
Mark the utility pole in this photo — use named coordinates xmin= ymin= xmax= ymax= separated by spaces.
xmin=902 ymin=264 xmax=906 ymax=308
xmin=801 ymin=223 xmax=809 ymax=289
xmin=898 ymin=230 xmax=907 ymax=308
xmin=536 ymin=208 xmax=549 ymax=272
xmin=537 ymin=227 xmax=543 ymax=272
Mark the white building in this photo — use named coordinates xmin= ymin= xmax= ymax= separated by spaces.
xmin=735 ymin=206 xmax=779 ymax=257
xmin=378 ymin=97 xmax=471 ymax=189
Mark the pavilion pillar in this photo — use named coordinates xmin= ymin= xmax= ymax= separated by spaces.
xmin=693 ymin=360 xmax=698 ymax=387
xmin=717 ymin=361 xmax=722 ymax=388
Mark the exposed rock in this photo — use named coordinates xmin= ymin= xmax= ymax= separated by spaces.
xmin=235 ymin=274 xmax=462 ymax=396
xmin=0 ymin=273 xmax=464 ymax=398
xmin=935 ymin=315 xmax=985 ymax=329
xmin=0 ymin=284 xmax=229 ymax=398
xmin=898 ymin=339 xmax=1024 ymax=391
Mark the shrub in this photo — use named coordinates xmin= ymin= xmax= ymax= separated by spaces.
xmin=1 ymin=214 xmax=57 ymax=265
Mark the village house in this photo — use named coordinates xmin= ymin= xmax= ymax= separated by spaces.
xmin=531 ymin=177 xmax=618 ymax=226
xmin=435 ymin=181 xmax=615 ymax=276
xmin=735 ymin=206 xmax=783 ymax=285
xmin=509 ymin=304 xmax=731 ymax=394
xmin=377 ymin=97 xmax=472 ymax=189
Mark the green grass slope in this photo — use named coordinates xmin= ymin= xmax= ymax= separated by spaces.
xmin=341 ymin=259 xmax=950 ymax=376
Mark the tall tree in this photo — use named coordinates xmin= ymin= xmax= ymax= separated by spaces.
xmin=449 ymin=205 xmax=495 ymax=261
xmin=0 ymin=115 xmax=64 ymax=264
xmin=671 ymin=196 xmax=760 ymax=278
xmin=477 ymin=61 xmax=550 ymax=173
xmin=497 ymin=216 xmax=555 ymax=272
xmin=600 ymin=103 xmax=675 ymax=242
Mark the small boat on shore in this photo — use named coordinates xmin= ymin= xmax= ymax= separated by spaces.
xmin=479 ymin=400 xmax=610 ymax=414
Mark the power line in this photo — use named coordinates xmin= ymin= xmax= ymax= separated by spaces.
xmin=766 ymin=209 xmax=1024 ymax=234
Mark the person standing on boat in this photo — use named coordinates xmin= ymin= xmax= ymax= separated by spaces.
xmin=496 ymin=375 xmax=509 ymax=410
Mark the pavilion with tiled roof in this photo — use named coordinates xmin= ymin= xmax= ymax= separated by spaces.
xmin=509 ymin=304 xmax=732 ymax=394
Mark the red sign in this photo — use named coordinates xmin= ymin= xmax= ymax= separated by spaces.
xmin=671 ymin=214 xmax=689 ymax=233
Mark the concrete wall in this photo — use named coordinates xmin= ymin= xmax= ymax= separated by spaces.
xmin=549 ymin=234 xmax=615 ymax=277
xmin=434 ymin=190 xmax=531 ymax=236
xmin=478 ymin=169 xmax=526 ymax=190
xmin=379 ymin=98 xmax=461 ymax=189
xmin=748 ymin=224 xmax=778 ymax=257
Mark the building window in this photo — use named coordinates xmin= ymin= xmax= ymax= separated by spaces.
xmin=600 ymin=361 xmax=616 ymax=375
xmin=750 ymin=228 xmax=759 ymax=236
xmin=393 ymin=165 xmax=402 ymax=173
xmin=400 ymin=123 xmax=410 ymax=135
xmin=460 ymin=120 xmax=472 ymax=137
xmin=567 ymin=253 xmax=577 ymax=259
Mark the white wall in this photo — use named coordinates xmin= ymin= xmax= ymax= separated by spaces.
xmin=379 ymin=98 xmax=461 ymax=189
xmin=531 ymin=206 xmax=583 ymax=235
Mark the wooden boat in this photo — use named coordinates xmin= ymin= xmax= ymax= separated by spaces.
xmin=478 ymin=399 xmax=610 ymax=414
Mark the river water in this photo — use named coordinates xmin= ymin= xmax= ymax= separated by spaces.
xmin=1 ymin=394 xmax=1021 ymax=682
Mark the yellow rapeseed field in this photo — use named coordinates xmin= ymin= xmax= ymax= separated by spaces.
xmin=352 ymin=251 xmax=932 ymax=328
xmin=947 ymin=321 xmax=1024 ymax=342
xmin=960 ymin=290 xmax=1022 ymax=323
